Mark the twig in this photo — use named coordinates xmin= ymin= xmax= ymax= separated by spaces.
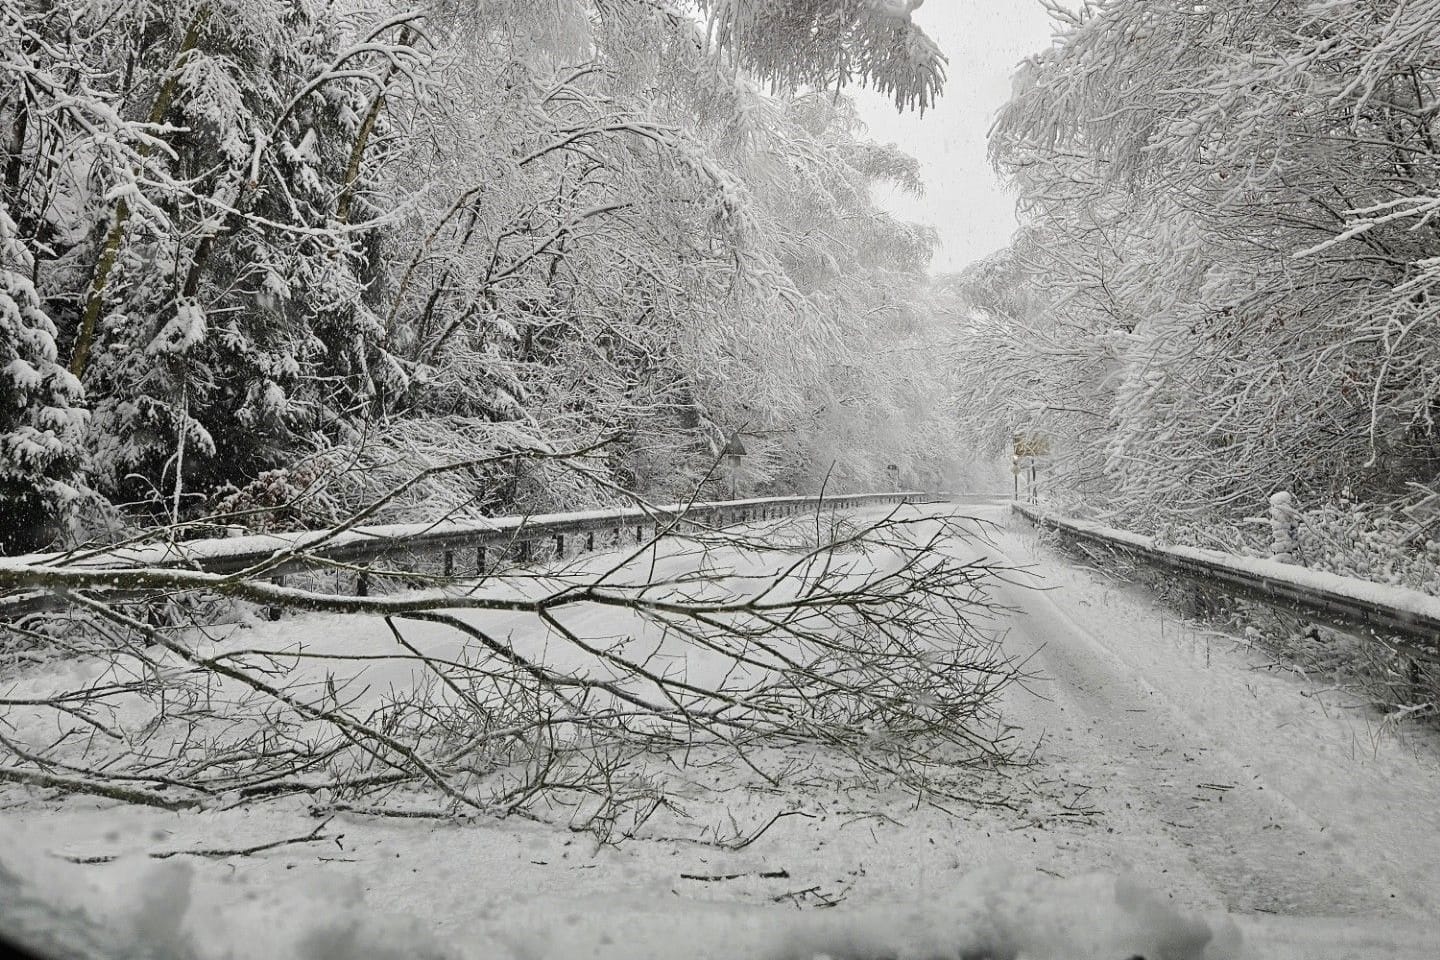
xmin=773 ymin=884 xmax=822 ymax=904
xmin=680 ymin=868 xmax=791 ymax=881
xmin=60 ymin=818 xmax=337 ymax=864
xmin=723 ymin=810 xmax=817 ymax=850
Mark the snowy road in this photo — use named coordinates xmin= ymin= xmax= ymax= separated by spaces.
xmin=962 ymin=495 xmax=1440 ymax=950
xmin=5 ymin=498 xmax=1439 ymax=959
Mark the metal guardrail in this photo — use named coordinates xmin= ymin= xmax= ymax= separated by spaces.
xmin=1 ymin=492 xmax=937 ymax=615
xmin=1012 ymin=501 xmax=1440 ymax=646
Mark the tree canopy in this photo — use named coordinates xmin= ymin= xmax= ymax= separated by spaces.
xmin=961 ymin=0 xmax=1440 ymax=543
xmin=0 ymin=0 xmax=959 ymax=550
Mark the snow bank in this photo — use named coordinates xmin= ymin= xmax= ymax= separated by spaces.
xmin=0 ymin=831 xmax=1242 ymax=960
xmin=0 ymin=835 xmax=461 ymax=960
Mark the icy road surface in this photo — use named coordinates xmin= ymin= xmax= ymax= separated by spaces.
xmin=3 ymin=498 xmax=1438 ymax=959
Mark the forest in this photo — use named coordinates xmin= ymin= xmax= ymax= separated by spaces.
xmin=954 ymin=0 xmax=1440 ymax=591
xmin=1 ymin=0 xmax=965 ymax=555
xmin=6 ymin=0 xmax=1440 ymax=588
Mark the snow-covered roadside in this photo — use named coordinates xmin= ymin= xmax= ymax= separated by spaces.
xmin=4 ymin=501 xmax=1437 ymax=958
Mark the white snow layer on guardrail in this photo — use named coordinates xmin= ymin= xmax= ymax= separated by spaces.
xmin=0 ymin=493 xmax=933 ymax=573
xmin=1014 ymin=503 xmax=1440 ymax=627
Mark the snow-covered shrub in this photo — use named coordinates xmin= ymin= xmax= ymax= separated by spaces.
xmin=1286 ymin=495 xmax=1440 ymax=596
xmin=1267 ymin=491 xmax=1301 ymax=564
xmin=310 ymin=418 xmax=613 ymax=523
xmin=208 ymin=461 xmax=342 ymax=533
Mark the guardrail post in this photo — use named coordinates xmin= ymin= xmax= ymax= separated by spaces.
xmin=636 ymin=525 xmax=643 ymax=543
xmin=586 ymin=531 xmax=595 ymax=552
xmin=476 ymin=545 xmax=486 ymax=574
xmin=443 ymin=550 xmax=454 ymax=578
xmin=518 ymin=540 xmax=530 ymax=564
xmin=356 ymin=569 xmax=370 ymax=597
xmin=555 ymin=533 xmax=564 ymax=557
xmin=267 ymin=575 xmax=284 ymax=621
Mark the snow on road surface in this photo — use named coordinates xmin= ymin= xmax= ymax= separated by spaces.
xmin=956 ymin=496 xmax=1440 ymax=954
xmin=3 ymin=498 xmax=1437 ymax=959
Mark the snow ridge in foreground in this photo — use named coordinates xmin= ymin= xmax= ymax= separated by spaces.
xmin=2 ymin=835 xmax=1241 ymax=960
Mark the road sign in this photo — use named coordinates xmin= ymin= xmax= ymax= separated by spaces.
xmin=1013 ymin=434 xmax=1049 ymax=459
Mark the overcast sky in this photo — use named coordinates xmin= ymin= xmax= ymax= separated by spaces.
xmin=849 ymin=1 xmax=1056 ymax=275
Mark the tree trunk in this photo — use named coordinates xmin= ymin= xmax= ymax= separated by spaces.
xmin=70 ymin=12 xmax=208 ymax=379
xmin=336 ymin=27 xmax=413 ymax=225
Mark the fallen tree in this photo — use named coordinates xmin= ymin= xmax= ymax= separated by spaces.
xmin=0 ymin=489 xmax=1021 ymax=841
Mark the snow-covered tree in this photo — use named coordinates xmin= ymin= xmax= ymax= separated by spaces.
xmin=698 ymin=0 xmax=945 ymax=111
xmin=980 ymin=0 xmax=1440 ymax=541
xmin=0 ymin=0 xmax=956 ymax=546
xmin=0 ymin=208 xmax=86 ymax=551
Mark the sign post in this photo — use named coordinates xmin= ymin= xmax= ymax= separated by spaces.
xmin=1012 ymin=434 xmax=1050 ymax=504
xmin=722 ymin=433 xmax=747 ymax=500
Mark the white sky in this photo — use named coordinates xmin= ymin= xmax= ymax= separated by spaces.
xmin=849 ymin=0 xmax=1056 ymax=275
